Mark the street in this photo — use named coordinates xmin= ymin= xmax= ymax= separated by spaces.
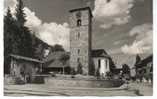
xmin=4 ymin=83 xmax=149 ymax=96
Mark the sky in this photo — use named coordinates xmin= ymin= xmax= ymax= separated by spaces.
xmin=4 ymin=0 xmax=153 ymax=67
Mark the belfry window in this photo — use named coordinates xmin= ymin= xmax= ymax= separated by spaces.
xmin=76 ymin=11 xmax=82 ymax=27
xmin=77 ymin=19 xmax=81 ymax=26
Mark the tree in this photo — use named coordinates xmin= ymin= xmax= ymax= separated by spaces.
xmin=14 ymin=0 xmax=34 ymax=57
xmin=135 ymin=54 xmax=141 ymax=67
xmin=4 ymin=8 xmax=20 ymax=55
xmin=106 ymin=71 xmax=113 ymax=80
xmin=4 ymin=0 xmax=35 ymax=73
xmin=59 ymin=53 xmax=70 ymax=74
xmin=122 ymin=64 xmax=130 ymax=80
xmin=15 ymin=0 xmax=26 ymax=27
xmin=122 ymin=64 xmax=130 ymax=74
xmin=4 ymin=8 xmax=14 ymax=55
xmin=4 ymin=8 xmax=17 ymax=74
xmin=77 ymin=62 xmax=83 ymax=74
xmin=34 ymin=43 xmax=45 ymax=60
xmin=32 ymin=35 xmax=50 ymax=60
xmin=134 ymin=54 xmax=141 ymax=74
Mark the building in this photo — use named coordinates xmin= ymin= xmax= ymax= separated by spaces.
xmin=135 ymin=54 xmax=153 ymax=82
xmin=69 ymin=7 xmax=116 ymax=76
xmin=92 ymin=49 xmax=111 ymax=77
xmin=69 ymin=7 xmax=93 ymax=75
xmin=43 ymin=51 xmax=70 ymax=74
xmin=10 ymin=54 xmax=43 ymax=83
xmin=135 ymin=55 xmax=153 ymax=69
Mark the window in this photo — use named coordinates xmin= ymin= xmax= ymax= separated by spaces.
xmin=98 ymin=59 xmax=101 ymax=68
xmin=77 ymin=58 xmax=80 ymax=63
xmin=77 ymin=19 xmax=81 ymax=26
xmin=106 ymin=60 xmax=108 ymax=69
xmin=78 ymin=49 xmax=80 ymax=54
xmin=76 ymin=11 xmax=82 ymax=27
xmin=78 ymin=32 xmax=80 ymax=38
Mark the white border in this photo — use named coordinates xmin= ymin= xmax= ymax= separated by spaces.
xmin=0 ymin=0 xmax=156 ymax=99
xmin=153 ymin=0 xmax=157 ymax=97
xmin=0 ymin=0 xmax=4 ymax=97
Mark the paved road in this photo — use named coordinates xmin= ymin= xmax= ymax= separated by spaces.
xmin=4 ymin=84 xmax=138 ymax=96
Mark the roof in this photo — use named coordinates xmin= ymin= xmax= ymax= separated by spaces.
xmin=43 ymin=51 xmax=69 ymax=68
xmin=44 ymin=60 xmax=69 ymax=68
xmin=69 ymin=7 xmax=93 ymax=17
xmin=43 ymin=51 xmax=69 ymax=62
xmin=136 ymin=54 xmax=153 ymax=66
xmin=91 ymin=49 xmax=110 ymax=58
xmin=10 ymin=54 xmax=43 ymax=63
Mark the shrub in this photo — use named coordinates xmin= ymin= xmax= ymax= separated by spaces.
xmin=106 ymin=71 xmax=113 ymax=80
xmin=14 ymin=77 xmax=25 ymax=85
xmin=71 ymin=75 xmax=75 ymax=78
xmin=70 ymin=68 xmax=76 ymax=75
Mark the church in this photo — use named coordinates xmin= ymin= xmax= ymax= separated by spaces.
xmin=69 ymin=7 xmax=113 ymax=76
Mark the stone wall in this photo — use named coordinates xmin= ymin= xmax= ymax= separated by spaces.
xmin=44 ymin=77 xmax=124 ymax=88
xmin=69 ymin=8 xmax=92 ymax=75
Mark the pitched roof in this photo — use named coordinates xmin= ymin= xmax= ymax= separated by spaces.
xmin=10 ymin=54 xmax=43 ymax=63
xmin=43 ymin=51 xmax=69 ymax=62
xmin=91 ymin=49 xmax=110 ymax=58
xmin=43 ymin=51 xmax=69 ymax=68
xmin=44 ymin=59 xmax=69 ymax=68
xmin=136 ymin=54 xmax=153 ymax=66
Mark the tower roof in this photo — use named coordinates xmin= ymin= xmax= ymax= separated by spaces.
xmin=69 ymin=7 xmax=93 ymax=17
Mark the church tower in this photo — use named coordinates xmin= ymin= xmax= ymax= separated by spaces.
xmin=69 ymin=7 xmax=93 ymax=75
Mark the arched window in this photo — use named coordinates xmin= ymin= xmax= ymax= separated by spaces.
xmin=77 ymin=19 xmax=81 ymax=26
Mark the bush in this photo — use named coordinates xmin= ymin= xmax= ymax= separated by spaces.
xmin=14 ymin=77 xmax=25 ymax=85
xmin=106 ymin=71 xmax=113 ymax=80
xmin=77 ymin=62 xmax=83 ymax=74
xmin=71 ymin=75 xmax=75 ymax=78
